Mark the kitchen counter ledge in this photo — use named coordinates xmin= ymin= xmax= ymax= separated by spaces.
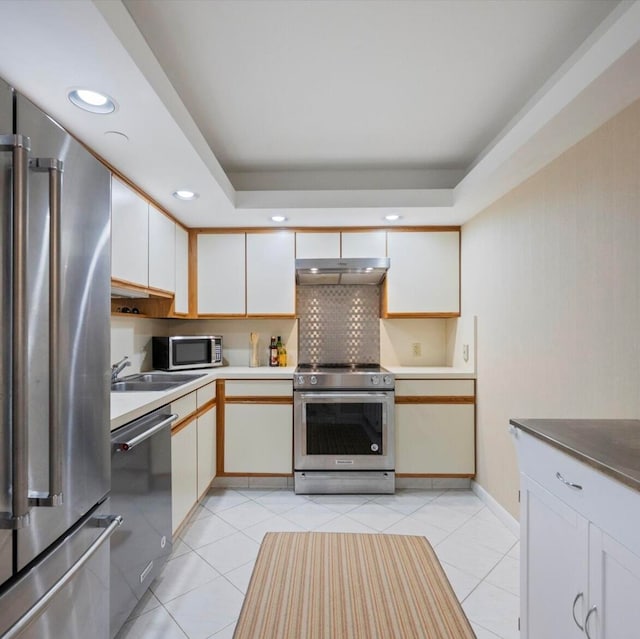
xmin=510 ymin=418 xmax=640 ymax=493
xmin=387 ymin=366 xmax=475 ymax=379
xmin=111 ymin=365 xmax=474 ymax=430
xmin=111 ymin=366 xmax=295 ymax=430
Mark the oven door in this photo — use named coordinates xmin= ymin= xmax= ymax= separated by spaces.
xmin=294 ymin=391 xmax=395 ymax=471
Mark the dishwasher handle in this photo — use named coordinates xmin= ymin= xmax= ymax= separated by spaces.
xmin=113 ymin=414 xmax=178 ymax=452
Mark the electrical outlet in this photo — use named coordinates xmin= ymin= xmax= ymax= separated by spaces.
xmin=412 ymin=342 xmax=422 ymax=357
xmin=462 ymin=344 xmax=469 ymax=362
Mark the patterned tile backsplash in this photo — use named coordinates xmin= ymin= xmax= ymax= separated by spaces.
xmin=297 ymin=285 xmax=380 ymax=364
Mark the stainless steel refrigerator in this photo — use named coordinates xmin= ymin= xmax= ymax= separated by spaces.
xmin=0 ymin=77 xmax=120 ymax=638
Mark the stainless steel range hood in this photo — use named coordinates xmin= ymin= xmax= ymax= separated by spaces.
xmin=295 ymin=258 xmax=390 ymax=285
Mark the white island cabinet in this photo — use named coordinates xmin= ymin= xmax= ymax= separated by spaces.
xmin=513 ymin=423 xmax=640 ymax=639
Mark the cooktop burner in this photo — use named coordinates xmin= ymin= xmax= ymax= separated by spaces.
xmin=296 ymin=363 xmax=385 ymax=373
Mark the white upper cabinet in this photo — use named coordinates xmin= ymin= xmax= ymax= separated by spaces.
xmin=111 ymin=178 xmax=148 ymax=287
xmin=174 ymin=225 xmax=189 ymax=315
xmin=197 ymin=234 xmax=246 ymax=315
xmin=295 ymin=232 xmax=340 ymax=258
xmin=386 ymin=231 xmax=460 ymax=315
xmin=246 ymin=232 xmax=295 ymax=315
xmin=341 ymin=231 xmax=386 ymax=258
xmin=296 ymin=231 xmax=386 ymax=258
xmin=148 ymin=205 xmax=175 ymax=293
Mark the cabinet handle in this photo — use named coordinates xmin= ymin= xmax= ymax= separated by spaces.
xmin=585 ymin=605 xmax=597 ymax=639
xmin=572 ymin=592 xmax=584 ymax=630
xmin=556 ymin=472 xmax=583 ymax=490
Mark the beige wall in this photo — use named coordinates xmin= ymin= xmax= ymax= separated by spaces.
xmin=462 ymin=98 xmax=640 ymax=518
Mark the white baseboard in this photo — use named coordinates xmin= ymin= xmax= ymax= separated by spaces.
xmin=472 ymin=480 xmax=520 ymax=538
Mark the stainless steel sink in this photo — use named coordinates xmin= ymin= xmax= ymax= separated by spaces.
xmin=131 ymin=373 xmax=206 ymax=384
xmin=111 ymin=372 xmax=206 ymax=392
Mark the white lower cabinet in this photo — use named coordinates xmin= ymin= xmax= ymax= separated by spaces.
xmin=520 ymin=475 xmax=588 ymax=639
xmin=395 ymin=403 xmax=475 ymax=474
xmin=171 ymin=421 xmax=197 ymax=535
xmin=224 ymin=404 xmax=292 ymax=474
xmin=394 ymin=379 xmax=475 ymax=475
xmin=516 ymin=428 xmax=640 ymax=639
xmin=196 ymin=406 xmax=216 ymax=497
xmin=170 ymin=383 xmax=217 ymax=533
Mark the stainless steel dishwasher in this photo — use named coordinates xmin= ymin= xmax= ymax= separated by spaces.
xmin=109 ymin=406 xmax=177 ymax=638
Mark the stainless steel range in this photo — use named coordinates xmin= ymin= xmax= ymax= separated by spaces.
xmin=293 ymin=364 xmax=395 ymax=494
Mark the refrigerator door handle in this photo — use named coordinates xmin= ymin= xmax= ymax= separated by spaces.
xmin=0 ymin=134 xmax=31 ymax=530
xmin=28 ymin=157 xmax=65 ymax=509
xmin=1 ymin=514 xmax=123 ymax=639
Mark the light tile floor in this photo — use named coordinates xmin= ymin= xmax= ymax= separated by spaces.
xmin=117 ymin=488 xmax=520 ymax=639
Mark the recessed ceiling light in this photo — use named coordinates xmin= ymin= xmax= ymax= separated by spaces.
xmin=68 ymin=89 xmax=116 ymax=114
xmin=384 ymin=214 xmax=401 ymax=221
xmin=173 ymin=190 xmax=199 ymax=201
xmin=104 ymin=131 xmax=129 ymax=144
xmin=270 ymin=215 xmax=287 ymax=222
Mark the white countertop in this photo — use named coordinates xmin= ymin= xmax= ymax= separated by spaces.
xmin=110 ymin=365 xmax=474 ymax=430
xmin=110 ymin=366 xmax=296 ymax=431
xmin=387 ymin=366 xmax=475 ymax=379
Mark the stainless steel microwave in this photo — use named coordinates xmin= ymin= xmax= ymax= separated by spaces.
xmin=152 ymin=336 xmax=223 ymax=370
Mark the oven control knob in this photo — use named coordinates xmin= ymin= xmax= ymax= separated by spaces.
xmin=297 ymin=376 xmax=305 ymax=385
xmin=371 ymin=376 xmax=380 ymax=385
xmin=310 ymin=375 xmax=318 ymax=385
xmin=383 ymin=376 xmax=392 ymax=385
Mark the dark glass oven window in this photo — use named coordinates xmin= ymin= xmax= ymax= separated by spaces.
xmin=305 ymin=403 xmax=383 ymax=455
xmin=173 ymin=340 xmax=210 ymax=365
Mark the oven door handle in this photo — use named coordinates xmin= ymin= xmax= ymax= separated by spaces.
xmin=296 ymin=392 xmax=393 ymax=401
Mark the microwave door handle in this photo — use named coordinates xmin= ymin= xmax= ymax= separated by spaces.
xmin=0 ymin=135 xmax=31 ymax=528
xmin=29 ymin=158 xmax=64 ymax=508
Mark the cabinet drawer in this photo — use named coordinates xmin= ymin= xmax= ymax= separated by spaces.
xmin=171 ymin=391 xmax=197 ymax=424
xmin=197 ymin=382 xmax=216 ymax=408
xmin=225 ymin=380 xmax=293 ymax=397
xmin=396 ymin=379 xmax=474 ymax=397
xmin=515 ymin=429 xmax=640 ymax=557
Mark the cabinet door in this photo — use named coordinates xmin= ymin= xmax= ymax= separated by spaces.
xmin=197 ymin=406 xmax=216 ymax=498
xmin=341 ymin=231 xmax=386 ymax=257
xmin=520 ymin=476 xmax=588 ymax=639
xmin=386 ymin=231 xmax=459 ymax=315
xmin=148 ymin=205 xmax=175 ymax=293
xmin=111 ymin=178 xmax=148 ymax=287
xmin=246 ymin=232 xmax=295 ymax=315
xmin=296 ymin=232 xmax=340 ymax=258
xmin=224 ymin=404 xmax=292 ymax=474
xmin=174 ymin=225 xmax=189 ymax=315
xmin=395 ymin=403 xmax=474 ymax=474
xmin=197 ymin=234 xmax=245 ymax=315
xmin=171 ymin=422 xmax=197 ymax=534
xmin=588 ymin=526 xmax=640 ymax=639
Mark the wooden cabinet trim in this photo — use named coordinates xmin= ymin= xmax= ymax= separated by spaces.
xmin=225 ymin=396 xmax=293 ymax=405
xmin=383 ymin=312 xmax=461 ymax=319
xmin=396 ymin=473 xmax=474 ymax=478
xmin=194 ymin=225 xmax=460 ymax=234
xmin=216 ymin=379 xmax=226 ymax=475
xmin=395 ymin=396 xmax=475 ymax=405
xmin=170 ymin=397 xmax=216 ymax=434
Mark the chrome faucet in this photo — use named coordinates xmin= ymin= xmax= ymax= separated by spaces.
xmin=111 ymin=356 xmax=131 ymax=383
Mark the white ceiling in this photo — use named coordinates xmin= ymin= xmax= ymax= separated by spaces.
xmin=0 ymin=0 xmax=639 ymax=228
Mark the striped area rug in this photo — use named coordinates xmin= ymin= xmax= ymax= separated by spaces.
xmin=233 ymin=532 xmax=476 ymax=638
